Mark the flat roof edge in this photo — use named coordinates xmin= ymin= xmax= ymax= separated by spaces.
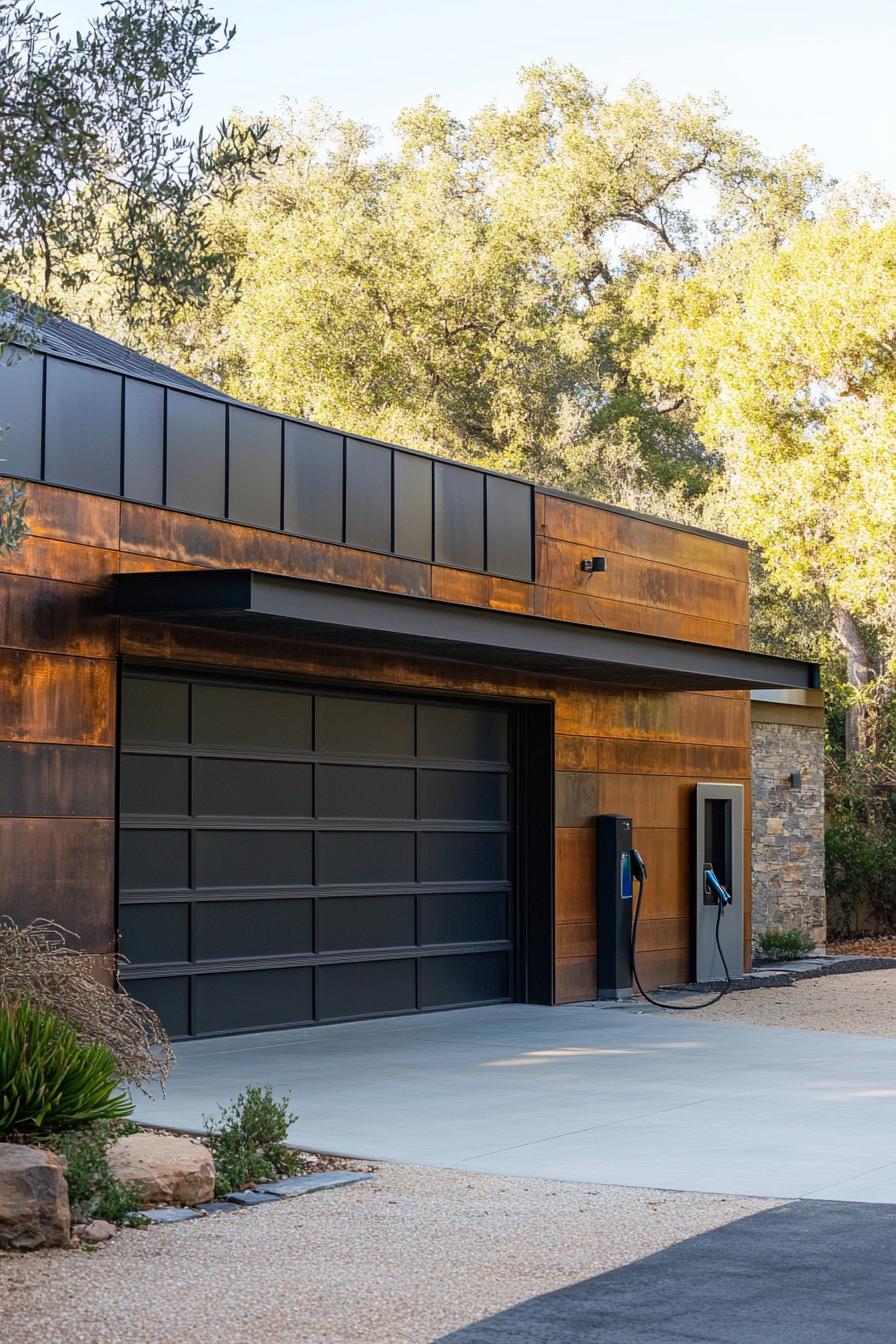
xmin=11 ymin=337 xmax=749 ymax=551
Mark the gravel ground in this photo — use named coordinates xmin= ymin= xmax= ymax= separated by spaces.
xmin=0 ymin=1163 xmax=775 ymax=1344
xmin=660 ymin=967 xmax=896 ymax=1036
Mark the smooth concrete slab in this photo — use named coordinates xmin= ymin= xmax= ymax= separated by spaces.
xmin=132 ymin=1002 xmax=896 ymax=1203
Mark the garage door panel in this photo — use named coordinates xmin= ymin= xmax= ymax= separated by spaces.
xmin=419 ymin=951 xmax=510 ymax=1008
xmin=120 ymin=677 xmax=189 ymax=744
xmin=316 ymin=894 xmax=415 ymax=953
xmin=317 ymin=831 xmax=415 ymax=885
xmin=317 ymin=958 xmax=417 ymax=1020
xmin=193 ymin=898 xmax=313 ymax=962
xmin=419 ymin=890 xmax=509 ymax=945
xmin=418 ymin=769 xmax=507 ymax=821
xmin=120 ymin=672 xmax=515 ymax=1036
xmin=418 ymin=832 xmax=507 ymax=883
xmin=192 ymin=684 xmax=312 ymax=752
xmin=120 ymin=754 xmax=189 ymax=816
xmin=119 ymin=902 xmax=190 ymax=966
xmin=131 ymin=976 xmax=190 ymax=1037
xmin=316 ymin=696 xmax=414 ymax=756
xmin=316 ymin=765 xmax=415 ymax=819
xmin=120 ymin=829 xmax=189 ymax=892
xmin=193 ymin=830 xmax=313 ymax=889
xmin=193 ymin=966 xmax=314 ymax=1035
xmin=417 ymin=704 xmax=508 ymax=762
xmin=192 ymin=758 xmax=313 ymax=818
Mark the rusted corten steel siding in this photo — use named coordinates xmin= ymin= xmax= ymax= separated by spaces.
xmin=0 ymin=480 xmax=750 ymax=998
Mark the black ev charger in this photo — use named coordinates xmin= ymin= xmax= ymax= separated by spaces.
xmin=596 ymin=813 xmax=734 ymax=1010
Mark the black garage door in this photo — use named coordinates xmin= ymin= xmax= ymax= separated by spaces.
xmin=118 ymin=669 xmax=515 ymax=1036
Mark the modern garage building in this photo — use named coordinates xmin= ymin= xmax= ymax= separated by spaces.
xmin=0 ymin=316 xmax=819 ymax=1037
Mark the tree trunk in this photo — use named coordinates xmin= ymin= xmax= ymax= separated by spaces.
xmin=832 ymin=606 xmax=875 ymax=756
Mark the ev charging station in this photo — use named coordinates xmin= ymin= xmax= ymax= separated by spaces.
xmin=596 ymin=782 xmax=745 ymax=1002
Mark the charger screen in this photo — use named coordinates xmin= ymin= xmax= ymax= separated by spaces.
xmin=620 ymin=851 xmax=633 ymax=900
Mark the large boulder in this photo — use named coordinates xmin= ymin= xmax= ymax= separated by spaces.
xmin=107 ymin=1133 xmax=214 ymax=1207
xmin=0 ymin=1144 xmax=70 ymax=1250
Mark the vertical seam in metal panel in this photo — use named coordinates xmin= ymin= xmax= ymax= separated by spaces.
xmin=224 ymin=404 xmax=230 ymax=519
xmin=483 ymin=472 xmax=490 ymax=574
xmin=39 ymin=354 xmax=47 ymax=480
xmin=389 ymin=447 xmax=396 ymax=554
xmin=119 ymin=376 xmax=126 ymax=496
xmin=529 ymin=485 xmax=536 ymax=583
xmin=430 ymin=459 xmax=436 ymax=564
xmin=340 ymin=435 xmax=347 ymax=543
xmin=161 ymin=388 xmax=168 ymax=506
xmin=279 ymin=417 xmax=286 ymax=532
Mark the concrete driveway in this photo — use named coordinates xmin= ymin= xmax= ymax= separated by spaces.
xmin=132 ymin=1001 xmax=896 ymax=1203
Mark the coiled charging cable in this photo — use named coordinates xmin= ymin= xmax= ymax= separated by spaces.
xmin=629 ymin=853 xmax=733 ymax=1011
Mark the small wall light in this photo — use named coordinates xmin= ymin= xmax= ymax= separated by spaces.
xmin=580 ymin=556 xmax=607 ymax=574
xmin=789 ymin=771 xmax=802 ymax=790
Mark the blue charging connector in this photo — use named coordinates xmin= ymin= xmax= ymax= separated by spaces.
xmin=704 ymin=866 xmax=733 ymax=910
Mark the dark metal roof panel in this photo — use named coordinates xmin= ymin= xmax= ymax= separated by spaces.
xmin=117 ymin=568 xmax=819 ymax=694
xmin=22 ymin=311 xmax=237 ymax=400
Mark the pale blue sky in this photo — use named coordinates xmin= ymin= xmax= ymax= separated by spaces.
xmin=57 ymin=0 xmax=895 ymax=186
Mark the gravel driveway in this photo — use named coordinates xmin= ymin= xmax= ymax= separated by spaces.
xmin=0 ymin=1165 xmax=774 ymax=1344
xmin=661 ymin=966 xmax=896 ymax=1036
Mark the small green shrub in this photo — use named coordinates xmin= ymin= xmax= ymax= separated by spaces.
xmin=43 ymin=1121 xmax=144 ymax=1224
xmin=0 ymin=998 xmax=134 ymax=1135
xmin=755 ymin=929 xmax=816 ymax=960
xmin=203 ymin=1086 xmax=302 ymax=1197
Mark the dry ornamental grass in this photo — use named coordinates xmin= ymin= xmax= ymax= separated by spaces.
xmin=0 ymin=918 xmax=173 ymax=1090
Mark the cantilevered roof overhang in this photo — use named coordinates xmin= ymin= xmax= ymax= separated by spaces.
xmin=118 ymin=569 xmax=819 ymax=694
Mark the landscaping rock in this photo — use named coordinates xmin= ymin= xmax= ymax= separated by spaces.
xmin=136 ymin=1206 xmax=203 ymax=1223
xmin=0 ymin=1143 xmax=70 ymax=1250
xmin=224 ymin=1189 xmax=280 ymax=1206
xmin=254 ymin=1172 xmax=375 ymax=1196
xmin=79 ymin=1219 xmax=115 ymax=1244
xmin=107 ymin=1133 xmax=214 ymax=1207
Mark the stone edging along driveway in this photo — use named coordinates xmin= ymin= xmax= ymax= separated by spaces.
xmin=135 ymin=1171 xmax=375 ymax=1224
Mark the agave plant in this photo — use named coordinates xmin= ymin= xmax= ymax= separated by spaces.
xmin=0 ymin=997 xmax=134 ymax=1135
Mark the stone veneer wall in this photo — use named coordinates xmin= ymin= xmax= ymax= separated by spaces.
xmin=751 ymin=714 xmax=826 ymax=950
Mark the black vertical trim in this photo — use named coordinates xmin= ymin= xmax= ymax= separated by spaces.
xmin=530 ymin=486 xmax=536 ymax=582
xmin=389 ymin=448 xmax=396 ymax=553
xmin=278 ymin=418 xmax=286 ymax=532
xmin=223 ymin=405 xmax=231 ymax=519
xmin=119 ymin=376 xmax=126 ymax=497
xmin=161 ymin=387 xmax=169 ymax=506
xmin=482 ymin=472 xmax=490 ymax=574
xmin=38 ymin=354 xmax=47 ymax=480
xmin=429 ymin=458 xmax=436 ymax=562
xmin=341 ymin=435 xmax=347 ymax=543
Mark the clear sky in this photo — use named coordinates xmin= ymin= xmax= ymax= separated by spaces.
xmin=57 ymin=0 xmax=895 ymax=187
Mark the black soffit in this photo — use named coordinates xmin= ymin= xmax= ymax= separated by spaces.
xmin=117 ymin=569 xmax=820 ymax=694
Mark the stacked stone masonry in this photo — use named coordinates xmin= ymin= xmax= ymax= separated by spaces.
xmin=751 ymin=718 xmax=826 ymax=949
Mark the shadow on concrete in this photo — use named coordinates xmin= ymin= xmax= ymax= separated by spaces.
xmin=434 ymin=1200 xmax=896 ymax=1343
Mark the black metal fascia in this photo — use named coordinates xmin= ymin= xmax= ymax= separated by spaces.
xmin=117 ymin=568 xmax=820 ymax=693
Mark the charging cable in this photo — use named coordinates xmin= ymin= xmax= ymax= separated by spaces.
xmin=629 ymin=851 xmax=733 ymax=1011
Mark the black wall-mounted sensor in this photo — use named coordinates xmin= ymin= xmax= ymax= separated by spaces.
xmin=580 ymin=556 xmax=607 ymax=574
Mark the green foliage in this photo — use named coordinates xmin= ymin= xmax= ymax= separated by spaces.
xmin=203 ymin=1086 xmax=302 ymax=1197
xmin=754 ymin=929 xmax=816 ymax=960
xmin=0 ymin=998 xmax=134 ymax=1135
xmin=826 ymin=753 xmax=896 ymax=935
xmin=42 ymin=1121 xmax=144 ymax=1224
xmin=113 ymin=68 xmax=817 ymax=503
xmin=0 ymin=0 xmax=279 ymax=340
xmin=0 ymin=476 xmax=28 ymax=556
xmin=638 ymin=189 xmax=896 ymax=740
